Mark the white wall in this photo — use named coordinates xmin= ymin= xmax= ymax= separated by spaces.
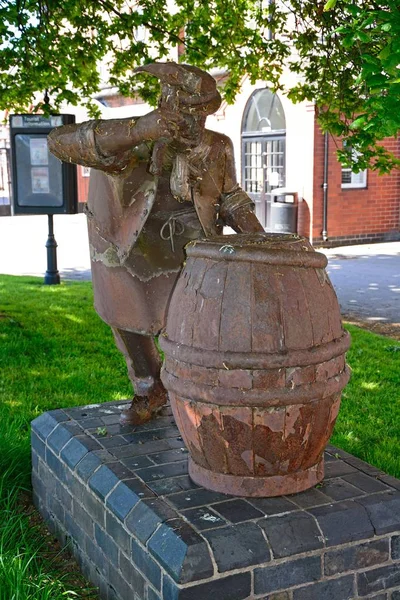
xmin=206 ymin=74 xmax=315 ymax=208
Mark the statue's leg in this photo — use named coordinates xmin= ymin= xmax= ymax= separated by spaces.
xmin=112 ymin=328 xmax=167 ymax=425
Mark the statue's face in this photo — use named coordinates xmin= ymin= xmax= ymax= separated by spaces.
xmin=158 ymin=85 xmax=207 ymax=150
xmin=159 ymin=84 xmax=214 ymax=120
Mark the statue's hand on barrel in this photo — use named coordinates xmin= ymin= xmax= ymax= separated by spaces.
xmin=220 ymin=186 xmax=265 ymax=234
xmin=229 ymin=205 xmax=265 ymax=234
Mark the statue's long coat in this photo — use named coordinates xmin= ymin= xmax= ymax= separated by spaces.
xmin=49 ymin=119 xmax=253 ymax=334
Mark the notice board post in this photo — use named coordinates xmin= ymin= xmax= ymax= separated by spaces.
xmin=10 ymin=114 xmax=78 ymax=284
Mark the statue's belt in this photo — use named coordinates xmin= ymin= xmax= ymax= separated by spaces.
xmin=155 ymin=207 xmax=201 ymax=252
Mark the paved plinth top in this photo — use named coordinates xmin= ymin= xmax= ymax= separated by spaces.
xmin=32 ymin=401 xmax=400 ymax=600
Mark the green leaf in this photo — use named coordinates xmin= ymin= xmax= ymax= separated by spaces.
xmin=324 ymin=0 xmax=338 ymax=10
xmin=356 ymin=31 xmax=370 ymax=43
xmin=378 ymin=45 xmax=392 ymax=61
xmin=350 ymin=115 xmax=367 ymax=130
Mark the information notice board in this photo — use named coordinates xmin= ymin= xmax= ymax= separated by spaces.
xmin=10 ymin=114 xmax=77 ymax=215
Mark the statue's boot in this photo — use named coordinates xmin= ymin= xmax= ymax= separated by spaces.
xmin=120 ymin=381 xmax=168 ymax=426
xmin=111 ymin=327 xmax=167 ymax=426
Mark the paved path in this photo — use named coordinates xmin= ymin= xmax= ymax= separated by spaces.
xmin=0 ymin=213 xmax=91 ymax=280
xmin=321 ymin=242 xmax=400 ymax=325
xmin=0 ymin=215 xmax=399 ymax=325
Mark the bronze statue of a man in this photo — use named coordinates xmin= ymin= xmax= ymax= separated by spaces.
xmin=48 ymin=62 xmax=264 ymax=425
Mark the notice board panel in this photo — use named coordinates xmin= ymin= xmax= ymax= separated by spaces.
xmin=10 ymin=114 xmax=77 ymax=215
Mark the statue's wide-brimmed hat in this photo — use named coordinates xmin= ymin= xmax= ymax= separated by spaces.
xmin=134 ymin=62 xmax=222 ymax=115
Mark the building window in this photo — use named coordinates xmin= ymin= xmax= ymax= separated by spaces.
xmin=341 ymin=145 xmax=367 ymax=189
xmin=341 ymin=167 xmax=367 ymax=188
xmin=241 ymin=88 xmax=286 ymax=228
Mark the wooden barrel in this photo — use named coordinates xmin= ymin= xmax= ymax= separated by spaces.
xmin=159 ymin=233 xmax=350 ymax=497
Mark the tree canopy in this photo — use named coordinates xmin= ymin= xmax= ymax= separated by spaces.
xmin=0 ymin=0 xmax=399 ymax=172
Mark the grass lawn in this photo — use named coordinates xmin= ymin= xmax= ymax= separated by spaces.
xmin=0 ymin=274 xmax=399 ymax=596
xmin=0 ymin=275 xmax=131 ymax=599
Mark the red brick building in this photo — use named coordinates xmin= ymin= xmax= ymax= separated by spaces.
xmin=310 ymin=127 xmax=400 ymax=245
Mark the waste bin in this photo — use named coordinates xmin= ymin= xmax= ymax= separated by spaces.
xmin=269 ymin=188 xmax=299 ymax=234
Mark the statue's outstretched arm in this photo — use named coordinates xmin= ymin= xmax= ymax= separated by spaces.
xmin=48 ymin=109 xmax=186 ymax=174
xmin=48 ymin=118 xmax=138 ymax=172
xmin=219 ymin=138 xmax=264 ymax=233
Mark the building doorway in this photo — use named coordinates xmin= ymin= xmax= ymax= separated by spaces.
xmin=241 ymin=88 xmax=286 ymax=228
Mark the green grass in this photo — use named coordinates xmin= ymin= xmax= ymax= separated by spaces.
xmin=0 ymin=274 xmax=399 ymax=595
xmin=0 ymin=275 xmax=131 ymax=598
xmin=331 ymin=323 xmax=400 ymax=477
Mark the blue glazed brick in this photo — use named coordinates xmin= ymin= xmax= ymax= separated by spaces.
xmin=88 ymin=465 xmax=119 ymax=500
xmin=126 ymin=501 xmax=167 ymax=544
xmin=47 ymin=409 xmax=69 ymax=423
xmin=148 ymin=523 xmax=187 ymax=583
xmin=85 ymin=535 xmax=108 ymax=576
xmin=106 ymin=513 xmax=130 ymax=554
xmin=31 ymin=412 xmax=58 ymax=441
xmin=31 ymin=450 xmax=39 ymax=472
xmin=356 ymin=492 xmax=400 ymax=535
xmin=55 ymin=480 xmax=72 ymax=513
xmin=325 ymin=538 xmax=390 ymax=576
xmin=48 ymin=494 xmax=65 ymax=524
xmin=31 ymin=431 xmax=46 ymax=460
xmin=132 ymin=539 xmax=162 ymax=591
xmin=74 ymin=434 xmax=103 ymax=452
xmin=293 ymin=575 xmax=354 ymax=600
xmin=94 ymin=523 xmax=119 ymax=567
xmin=162 ymin=576 xmax=179 ymax=600
xmin=108 ymin=563 xmax=132 ymax=600
xmin=204 ymin=522 xmax=270 ymax=572
xmin=106 ymin=482 xmax=140 ymax=521
xmin=47 ymin=425 xmax=73 ymax=455
xmin=309 ymin=500 xmax=374 ymax=546
xmin=46 ymin=449 xmax=69 ymax=485
xmin=119 ymin=553 xmax=146 ymax=596
xmin=38 ymin=460 xmax=57 ymax=493
xmin=254 ymin=555 xmax=321 ymax=595
xmin=60 ymin=438 xmax=89 ymax=469
xmin=392 ymin=535 xmax=400 ymax=560
xmin=357 ymin=563 xmax=400 ymax=596
xmin=65 ymin=512 xmax=86 ymax=548
xmin=32 ymin=472 xmax=46 ymax=501
xmin=147 ymin=587 xmax=161 ymax=600
xmin=260 ymin=511 xmax=323 ymax=558
xmin=73 ymin=501 xmax=95 ymax=538
xmin=84 ymin=492 xmax=106 ymax=527
xmin=76 ymin=453 xmax=102 ymax=482
xmin=163 ymin=572 xmax=252 ymax=600
xmin=148 ymin=521 xmax=213 ymax=583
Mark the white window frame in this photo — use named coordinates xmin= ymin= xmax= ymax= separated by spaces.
xmin=341 ymin=167 xmax=367 ymax=189
xmin=341 ymin=145 xmax=367 ymax=189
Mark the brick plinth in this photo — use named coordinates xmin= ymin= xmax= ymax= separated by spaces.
xmin=32 ymin=401 xmax=400 ymax=600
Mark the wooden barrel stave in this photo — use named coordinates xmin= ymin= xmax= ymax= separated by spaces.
xmin=170 ymin=392 xmax=341 ymax=478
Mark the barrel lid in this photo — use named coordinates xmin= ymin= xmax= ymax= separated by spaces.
xmin=186 ymin=233 xmax=327 ymax=268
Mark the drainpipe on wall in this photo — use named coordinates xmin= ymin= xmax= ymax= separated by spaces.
xmin=322 ymin=132 xmax=329 ymax=242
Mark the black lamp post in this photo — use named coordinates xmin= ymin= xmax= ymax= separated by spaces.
xmin=44 ymin=214 xmax=60 ymax=285
xmin=9 ymin=109 xmax=77 ymax=285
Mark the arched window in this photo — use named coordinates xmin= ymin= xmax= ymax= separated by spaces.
xmin=242 ymin=89 xmax=286 ymax=227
